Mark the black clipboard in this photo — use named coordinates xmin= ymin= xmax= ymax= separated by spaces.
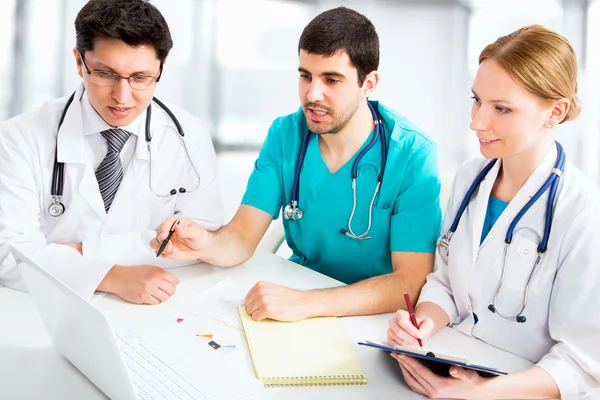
xmin=358 ymin=341 xmax=507 ymax=377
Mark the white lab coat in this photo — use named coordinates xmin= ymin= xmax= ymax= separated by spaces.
xmin=419 ymin=144 xmax=600 ymax=399
xmin=0 ymin=84 xmax=224 ymax=294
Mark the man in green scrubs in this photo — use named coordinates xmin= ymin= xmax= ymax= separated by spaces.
xmin=151 ymin=7 xmax=442 ymax=321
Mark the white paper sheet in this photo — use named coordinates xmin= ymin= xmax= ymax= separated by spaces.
xmin=138 ymin=278 xmax=262 ymax=400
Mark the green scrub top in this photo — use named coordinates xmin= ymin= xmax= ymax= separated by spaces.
xmin=242 ymin=100 xmax=442 ymax=284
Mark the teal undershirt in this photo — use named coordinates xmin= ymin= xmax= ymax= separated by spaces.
xmin=480 ymin=197 xmax=509 ymax=244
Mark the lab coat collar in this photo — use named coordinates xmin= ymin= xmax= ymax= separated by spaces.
xmin=506 ymin=141 xmax=558 ymax=199
xmin=56 ymin=84 xmax=107 ymax=219
xmin=132 ymin=100 xmax=170 ymax=162
xmin=56 ymin=84 xmax=87 ymax=164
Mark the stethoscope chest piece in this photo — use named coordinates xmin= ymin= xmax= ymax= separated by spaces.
xmin=283 ymin=200 xmax=303 ymax=221
xmin=437 ymin=231 xmax=453 ymax=256
xmin=48 ymin=197 xmax=65 ymax=217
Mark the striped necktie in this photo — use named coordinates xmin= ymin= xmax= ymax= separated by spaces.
xmin=95 ymin=128 xmax=132 ymax=213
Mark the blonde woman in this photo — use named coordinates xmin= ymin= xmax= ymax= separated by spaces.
xmin=387 ymin=25 xmax=600 ymax=399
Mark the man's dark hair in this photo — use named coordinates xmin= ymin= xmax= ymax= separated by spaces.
xmin=75 ymin=0 xmax=173 ymax=62
xmin=298 ymin=7 xmax=379 ymax=86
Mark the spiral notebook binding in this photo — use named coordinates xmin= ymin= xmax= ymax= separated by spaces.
xmin=262 ymin=374 xmax=367 ymax=387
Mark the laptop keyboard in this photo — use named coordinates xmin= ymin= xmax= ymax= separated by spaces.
xmin=115 ymin=329 xmax=208 ymax=400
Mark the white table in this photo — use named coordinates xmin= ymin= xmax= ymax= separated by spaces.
xmin=0 ymin=249 xmax=532 ymax=400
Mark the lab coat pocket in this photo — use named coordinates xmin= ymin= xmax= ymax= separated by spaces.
xmin=139 ymin=191 xmax=177 ymax=230
xmin=485 ymin=232 xmax=539 ymax=317
xmin=500 ymin=232 xmax=539 ymax=291
xmin=528 ymin=250 xmax=559 ymax=294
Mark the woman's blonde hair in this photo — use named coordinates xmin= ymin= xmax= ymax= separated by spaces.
xmin=479 ymin=24 xmax=581 ymax=123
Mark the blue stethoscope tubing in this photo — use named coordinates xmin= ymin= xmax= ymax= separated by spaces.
xmin=437 ymin=141 xmax=566 ymax=323
xmin=284 ymin=102 xmax=387 ymax=240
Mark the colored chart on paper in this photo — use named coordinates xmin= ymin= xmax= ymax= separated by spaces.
xmin=174 ymin=278 xmax=245 ymax=356
xmin=162 ymin=278 xmax=263 ymax=399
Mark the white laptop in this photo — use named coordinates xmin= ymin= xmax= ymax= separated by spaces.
xmin=15 ymin=246 xmax=210 ymax=400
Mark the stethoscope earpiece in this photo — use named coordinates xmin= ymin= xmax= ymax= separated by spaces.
xmin=339 ymin=228 xmax=371 ymax=240
xmin=488 ymin=304 xmax=526 ymax=323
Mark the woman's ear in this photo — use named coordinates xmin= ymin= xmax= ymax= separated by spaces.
xmin=548 ymin=98 xmax=570 ymax=126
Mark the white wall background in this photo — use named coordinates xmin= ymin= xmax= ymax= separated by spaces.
xmin=1 ymin=0 xmax=598 ymax=222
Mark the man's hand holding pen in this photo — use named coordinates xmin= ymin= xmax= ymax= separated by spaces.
xmin=150 ymin=217 xmax=209 ymax=260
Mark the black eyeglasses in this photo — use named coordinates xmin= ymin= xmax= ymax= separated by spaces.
xmin=80 ymin=54 xmax=163 ymax=90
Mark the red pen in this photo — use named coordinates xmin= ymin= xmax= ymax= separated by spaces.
xmin=404 ymin=293 xmax=423 ymax=348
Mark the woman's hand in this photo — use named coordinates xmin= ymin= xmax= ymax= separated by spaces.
xmin=387 ymin=309 xmax=435 ymax=347
xmin=394 ymin=354 xmax=492 ymax=399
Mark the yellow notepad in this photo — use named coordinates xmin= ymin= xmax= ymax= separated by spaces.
xmin=238 ymin=306 xmax=367 ymax=387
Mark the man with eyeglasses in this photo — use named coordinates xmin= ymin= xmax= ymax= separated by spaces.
xmin=0 ymin=0 xmax=223 ymax=303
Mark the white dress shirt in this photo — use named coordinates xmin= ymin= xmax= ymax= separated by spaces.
xmin=80 ymin=93 xmax=142 ymax=171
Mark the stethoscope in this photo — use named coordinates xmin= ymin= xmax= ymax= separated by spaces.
xmin=283 ymin=102 xmax=387 ymax=240
xmin=48 ymin=92 xmax=201 ymax=217
xmin=437 ymin=141 xmax=566 ymax=323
